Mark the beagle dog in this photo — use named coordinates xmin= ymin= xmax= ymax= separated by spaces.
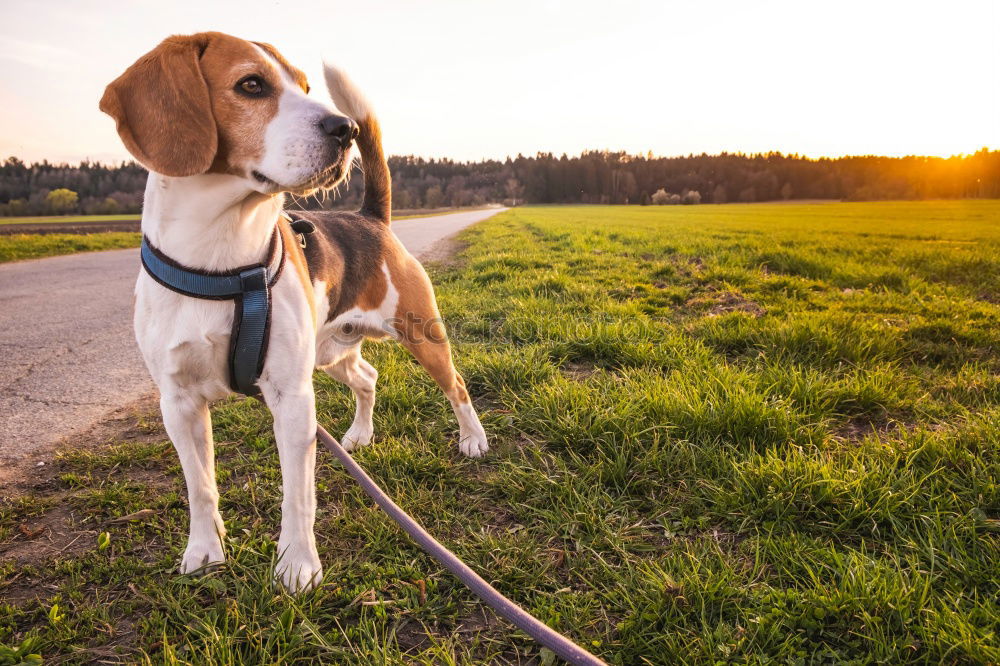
xmin=100 ymin=32 xmax=488 ymax=593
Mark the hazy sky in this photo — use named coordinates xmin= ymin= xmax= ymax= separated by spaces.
xmin=1 ymin=0 xmax=997 ymax=164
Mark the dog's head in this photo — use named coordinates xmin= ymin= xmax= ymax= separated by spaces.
xmin=100 ymin=31 xmax=356 ymax=195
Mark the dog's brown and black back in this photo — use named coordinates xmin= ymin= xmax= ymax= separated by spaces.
xmin=293 ymin=210 xmax=389 ymax=321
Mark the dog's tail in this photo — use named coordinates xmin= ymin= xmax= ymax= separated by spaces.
xmin=324 ymin=64 xmax=390 ymax=223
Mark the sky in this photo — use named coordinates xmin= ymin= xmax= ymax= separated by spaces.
xmin=0 ymin=0 xmax=997 ymax=165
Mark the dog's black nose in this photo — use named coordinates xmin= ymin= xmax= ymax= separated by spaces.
xmin=319 ymin=114 xmax=358 ymax=146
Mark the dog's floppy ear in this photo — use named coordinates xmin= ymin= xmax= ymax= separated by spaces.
xmin=100 ymin=34 xmax=217 ymax=177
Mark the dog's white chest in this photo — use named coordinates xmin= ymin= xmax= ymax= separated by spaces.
xmin=134 ymin=273 xmax=234 ymax=398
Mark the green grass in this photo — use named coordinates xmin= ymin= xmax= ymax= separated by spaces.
xmin=2 ymin=201 xmax=999 ymax=664
xmin=0 ymin=232 xmax=142 ymax=262
xmin=0 ymin=214 xmax=141 ymax=225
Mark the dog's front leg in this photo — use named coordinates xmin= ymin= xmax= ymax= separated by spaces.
xmin=262 ymin=384 xmax=322 ymax=593
xmin=160 ymin=392 xmax=226 ymax=573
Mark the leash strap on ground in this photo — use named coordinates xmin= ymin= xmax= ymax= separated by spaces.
xmin=316 ymin=426 xmax=608 ymax=666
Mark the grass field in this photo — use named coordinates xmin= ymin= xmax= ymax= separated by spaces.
xmin=0 ymin=232 xmax=142 ymax=263
xmin=2 ymin=201 xmax=999 ymax=664
xmin=0 ymin=214 xmax=141 ymax=225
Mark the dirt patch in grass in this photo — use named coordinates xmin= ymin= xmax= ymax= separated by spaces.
xmin=832 ymin=414 xmax=921 ymax=443
xmin=0 ymin=492 xmax=169 ymax=610
xmin=685 ymin=289 xmax=766 ymax=318
xmin=0 ymin=398 xmax=173 ymax=608
xmin=561 ymin=361 xmax=598 ymax=381
xmin=390 ymin=616 xmax=436 ymax=654
xmin=1 ymin=499 xmax=98 ymax=567
xmin=453 ymin=605 xmax=504 ymax=638
xmin=708 ymin=291 xmax=766 ymax=317
xmin=0 ymin=395 xmax=162 ymax=494
xmin=419 ymin=235 xmax=471 ymax=268
xmin=687 ymin=256 xmax=706 ymax=270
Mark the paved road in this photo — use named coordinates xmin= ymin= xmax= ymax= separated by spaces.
xmin=0 ymin=208 xmax=504 ymax=472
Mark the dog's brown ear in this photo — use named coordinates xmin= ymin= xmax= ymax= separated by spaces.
xmin=100 ymin=34 xmax=217 ymax=177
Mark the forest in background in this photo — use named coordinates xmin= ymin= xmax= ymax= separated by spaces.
xmin=1 ymin=148 xmax=997 ymax=216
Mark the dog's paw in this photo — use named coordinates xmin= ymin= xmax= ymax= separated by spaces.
xmin=179 ymin=539 xmax=225 ymax=574
xmin=341 ymin=423 xmax=374 ymax=451
xmin=275 ymin=542 xmax=323 ymax=594
xmin=458 ymin=431 xmax=489 ymax=458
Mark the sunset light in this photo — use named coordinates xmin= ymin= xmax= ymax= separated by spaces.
xmin=1 ymin=0 xmax=997 ymax=164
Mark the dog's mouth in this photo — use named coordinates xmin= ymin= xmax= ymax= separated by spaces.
xmin=252 ymin=160 xmax=348 ymax=195
xmin=252 ymin=169 xmax=277 ymax=187
xmin=302 ymin=162 xmax=348 ymax=191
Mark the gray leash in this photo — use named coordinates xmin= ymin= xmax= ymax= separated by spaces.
xmin=316 ymin=425 xmax=608 ymax=665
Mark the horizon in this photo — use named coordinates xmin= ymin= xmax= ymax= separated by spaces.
xmin=3 ymin=145 xmax=997 ymax=170
xmin=1 ymin=0 xmax=998 ymax=164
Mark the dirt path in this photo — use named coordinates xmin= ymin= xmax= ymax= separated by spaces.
xmin=0 ymin=208 xmax=504 ymax=485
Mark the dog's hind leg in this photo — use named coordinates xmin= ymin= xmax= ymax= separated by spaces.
xmin=160 ymin=392 xmax=226 ymax=573
xmin=402 ymin=336 xmax=488 ymax=458
xmin=319 ymin=343 xmax=378 ymax=451
xmin=388 ymin=256 xmax=489 ymax=458
xmin=394 ymin=311 xmax=489 ymax=458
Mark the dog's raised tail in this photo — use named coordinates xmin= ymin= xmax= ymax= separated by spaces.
xmin=324 ymin=64 xmax=390 ymax=222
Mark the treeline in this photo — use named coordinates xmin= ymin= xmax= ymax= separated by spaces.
xmin=0 ymin=158 xmax=146 ymax=216
xmin=1 ymin=149 xmax=998 ymax=216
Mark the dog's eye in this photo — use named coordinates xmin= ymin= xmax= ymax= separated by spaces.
xmin=237 ymin=76 xmax=265 ymax=95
